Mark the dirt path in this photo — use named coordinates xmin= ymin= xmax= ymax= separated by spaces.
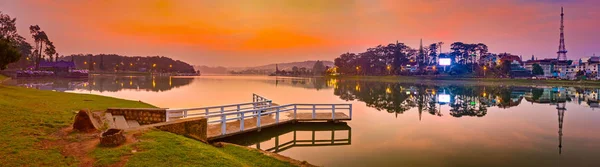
xmin=37 ymin=127 xmax=139 ymax=167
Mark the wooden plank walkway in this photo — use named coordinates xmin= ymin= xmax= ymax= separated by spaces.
xmin=207 ymin=112 xmax=350 ymax=140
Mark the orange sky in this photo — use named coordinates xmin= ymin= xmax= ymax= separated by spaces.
xmin=1 ymin=0 xmax=599 ymax=66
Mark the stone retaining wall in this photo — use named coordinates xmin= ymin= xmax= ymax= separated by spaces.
xmin=106 ymin=108 xmax=167 ymax=125
xmin=155 ymin=117 xmax=208 ymax=142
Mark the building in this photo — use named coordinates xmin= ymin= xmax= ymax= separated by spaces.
xmin=524 ymin=59 xmax=570 ymax=78
xmin=39 ymin=60 xmax=76 ymax=76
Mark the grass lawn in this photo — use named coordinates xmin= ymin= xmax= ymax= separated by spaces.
xmin=119 ymin=130 xmax=293 ymax=167
xmin=0 ymin=74 xmax=7 ymax=82
xmin=0 ymin=77 xmax=297 ymax=167
xmin=0 ymin=84 xmax=154 ymax=166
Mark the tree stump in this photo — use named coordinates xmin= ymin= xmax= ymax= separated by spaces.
xmin=100 ymin=129 xmax=126 ymax=147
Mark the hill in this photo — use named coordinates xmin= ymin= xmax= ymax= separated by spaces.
xmin=247 ymin=60 xmax=334 ymax=71
xmin=60 ymin=54 xmax=196 ymax=73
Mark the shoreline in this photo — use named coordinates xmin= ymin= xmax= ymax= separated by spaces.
xmin=328 ymin=75 xmax=600 ymax=88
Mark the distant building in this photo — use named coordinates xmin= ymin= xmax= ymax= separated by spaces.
xmin=524 ymin=59 xmax=570 ymax=78
xmin=39 ymin=60 xmax=76 ymax=75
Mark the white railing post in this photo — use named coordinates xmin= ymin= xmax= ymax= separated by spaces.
xmin=332 ymin=104 xmax=335 ymax=120
xmin=276 ymin=107 xmax=280 ymax=123
xmin=205 ymin=108 xmax=209 ymax=116
xmin=293 ymin=105 xmax=297 ymax=120
xmin=257 ymin=109 xmax=261 ymax=128
xmin=240 ymin=112 xmax=245 ymax=131
xmin=237 ymin=105 xmax=241 ymax=120
xmin=312 ymin=104 xmax=316 ymax=119
xmin=349 ymin=104 xmax=353 ymax=119
xmin=221 ymin=114 xmax=226 ymax=135
xmin=184 ymin=110 xmax=188 ymax=118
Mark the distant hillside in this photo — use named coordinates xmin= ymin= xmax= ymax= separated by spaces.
xmin=194 ymin=65 xmax=229 ymax=74
xmin=197 ymin=60 xmax=334 ymax=74
xmin=60 ymin=54 xmax=196 ymax=73
xmin=247 ymin=60 xmax=334 ymax=71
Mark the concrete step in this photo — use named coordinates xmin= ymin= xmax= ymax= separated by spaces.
xmin=104 ymin=112 xmax=116 ymax=129
xmin=113 ymin=115 xmax=129 ymax=129
xmin=127 ymin=120 xmax=141 ymax=128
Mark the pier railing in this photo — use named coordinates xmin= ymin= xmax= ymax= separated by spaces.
xmin=166 ymin=94 xmax=272 ymax=122
xmin=165 ymin=94 xmax=352 ymax=136
xmin=169 ymin=103 xmax=352 ymax=136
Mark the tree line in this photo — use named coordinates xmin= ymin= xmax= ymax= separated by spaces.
xmin=333 ymin=40 xmax=527 ymax=76
xmin=1 ymin=11 xmax=60 ymax=70
xmin=65 ymin=54 xmax=196 ymax=73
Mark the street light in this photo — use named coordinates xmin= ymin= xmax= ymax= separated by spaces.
xmin=483 ymin=66 xmax=487 ymax=77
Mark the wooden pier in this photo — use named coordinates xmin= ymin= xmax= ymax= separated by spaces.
xmin=166 ymin=94 xmax=352 ymax=141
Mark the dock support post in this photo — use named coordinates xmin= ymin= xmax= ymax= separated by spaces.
xmin=312 ymin=104 xmax=316 ymax=119
xmin=205 ymin=108 xmax=209 ymax=117
xmin=184 ymin=110 xmax=188 ymax=118
xmin=331 ymin=130 xmax=335 ymax=144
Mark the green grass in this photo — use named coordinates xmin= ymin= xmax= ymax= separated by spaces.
xmin=0 ymin=74 xmax=7 ymax=82
xmin=122 ymin=130 xmax=294 ymax=167
xmin=331 ymin=75 xmax=600 ymax=88
xmin=0 ymin=80 xmax=297 ymax=167
xmin=0 ymin=84 xmax=154 ymax=166
xmin=91 ymin=145 xmax=133 ymax=167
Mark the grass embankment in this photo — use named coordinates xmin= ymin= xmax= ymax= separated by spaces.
xmin=0 ymin=77 xmax=295 ymax=167
xmin=332 ymin=75 xmax=600 ymax=87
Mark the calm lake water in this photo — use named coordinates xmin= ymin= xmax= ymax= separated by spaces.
xmin=8 ymin=75 xmax=600 ymax=167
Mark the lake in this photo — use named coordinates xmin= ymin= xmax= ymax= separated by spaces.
xmin=7 ymin=75 xmax=600 ymax=167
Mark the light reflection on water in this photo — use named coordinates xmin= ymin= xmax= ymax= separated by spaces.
xmin=8 ymin=76 xmax=600 ymax=167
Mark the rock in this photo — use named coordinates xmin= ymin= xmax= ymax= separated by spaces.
xmin=100 ymin=129 xmax=126 ymax=147
xmin=73 ymin=110 xmax=97 ymax=133
xmin=212 ymin=142 xmax=224 ymax=148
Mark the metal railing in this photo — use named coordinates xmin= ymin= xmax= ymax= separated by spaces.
xmin=166 ymin=94 xmax=272 ymax=122
xmin=165 ymin=94 xmax=352 ymax=136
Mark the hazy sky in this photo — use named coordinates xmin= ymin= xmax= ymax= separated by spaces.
xmin=1 ymin=0 xmax=599 ymax=67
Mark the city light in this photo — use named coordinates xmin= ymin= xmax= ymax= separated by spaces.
xmin=153 ymin=64 xmax=157 ymax=68
xmin=439 ymin=58 xmax=451 ymax=66
xmin=438 ymin=94 xmax=451 ymax=103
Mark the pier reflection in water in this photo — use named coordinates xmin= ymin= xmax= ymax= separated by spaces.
xmin=218 ymin=122 xmax=351 ymax=154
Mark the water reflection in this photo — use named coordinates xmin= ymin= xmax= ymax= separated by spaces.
xmin=218 ymin=122 xmax=351 ymax=153
xmin=330 ymin=80 xmax=598 ymax=117
xmin=262 ymin=77 xmax=333 ymax=90
xmin=7 ymin=75 xmax=194 ymax=92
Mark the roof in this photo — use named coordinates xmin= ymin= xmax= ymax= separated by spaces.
xmin=39 ymin=60 xmax=76 ymax=68
xmin=525 ymin=59 xmax=570 ymax=65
